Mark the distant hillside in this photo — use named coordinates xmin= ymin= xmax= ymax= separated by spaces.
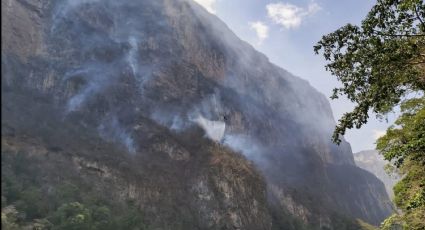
xmin=354 ymin=150 xmax=401 ymax=199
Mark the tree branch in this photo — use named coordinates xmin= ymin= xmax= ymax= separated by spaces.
xmin=372 ymin=30 xmax=425 ymax=37
xmin=406 ymin=61 xmax=425 ymax=65
xmin=415 ymin=6 xmax=425 ymax=29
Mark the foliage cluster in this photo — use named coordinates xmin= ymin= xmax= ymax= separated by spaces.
xmin=315 ymin=0 xmax=424 ymax=229
xmin=314 ymin=0 xmax=425 ymax=143
xmin=377 ymin=97 xmax=425 ymax=230
xmin=1 ymin=151 xmax=146 ymax=230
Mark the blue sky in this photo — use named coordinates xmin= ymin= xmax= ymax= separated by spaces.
xmin=194 ymin=0 xmax=396 ymax=152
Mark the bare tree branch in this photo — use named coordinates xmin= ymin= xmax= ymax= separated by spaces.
xmin=415 ymin=6 xmax=425 ymax=29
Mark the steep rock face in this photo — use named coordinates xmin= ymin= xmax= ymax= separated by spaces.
xmin=355 ymin=150 xmax=401 ymax=199
xmin=2 ymin=90 xmax=272 ymax=230
xmin=2 ymin=0 xmax=393 ymax=228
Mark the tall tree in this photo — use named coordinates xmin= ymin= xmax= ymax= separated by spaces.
xmin=315 ymin=0 xmax=424 ymax=229
xmin=314 ymin=0 xmax=425 ymax=143
xmin=377 ymin=97 xmax=424 ymax=229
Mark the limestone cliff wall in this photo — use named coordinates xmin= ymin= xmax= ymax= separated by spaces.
xmin=2 ymin=0 xmax=393 ymax=228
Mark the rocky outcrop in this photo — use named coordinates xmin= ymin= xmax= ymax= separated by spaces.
xmin=2 ymin=0 xmax=393 ymax=228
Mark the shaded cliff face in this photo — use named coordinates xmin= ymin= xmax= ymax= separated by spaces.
xmin=355 ymin=150 xmax=401 ymax=199
xmin=2 ymin=0 xmax=393 ymax=228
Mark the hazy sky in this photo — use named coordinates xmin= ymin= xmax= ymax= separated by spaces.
xmin=194 ymin=0 xmax=396 ymax=152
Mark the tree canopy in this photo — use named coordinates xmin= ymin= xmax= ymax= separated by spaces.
xmin=315 ymin=0 xmax=425 ymax=229
xmin=314 ymin=0 xmax=425 ymax=143
xmin=377 ymin=97 xmax=424 ymax=229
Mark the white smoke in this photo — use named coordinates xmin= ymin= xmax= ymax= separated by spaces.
xmin=67 ymin=83 xmax=99 ymax=112
xmin=51 ymin=0 xmax=101 ymax=33
xmin=193 ymin=115 xmax=225 ymax=142
xmin=150 ymin=109 xmax=189 ymax=132
xmin=63 ymin=65 xmax=108 ymax=112
xmin=223 ymin=134 xmax=268 ymax=166
xmin=128 ymin=36 xmax=139 ymax=77
xmin=98 ymin=116 xmax=137 ymax=154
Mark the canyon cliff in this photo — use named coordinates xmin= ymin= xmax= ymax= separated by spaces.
xmin=1 ymin=0 xmax=393 ymax=229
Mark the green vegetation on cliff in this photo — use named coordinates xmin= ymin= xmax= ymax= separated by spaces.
xmin=377 ymin=97 xmax=425 ymax=229
xmin=1 ymin=150 xmax=146 ymax=230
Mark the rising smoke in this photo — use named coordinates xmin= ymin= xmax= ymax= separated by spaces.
xmin=98 ymin=115 xmax=137 ymax=154
xmin=52 ymin=0 xmax=348 ymax=168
